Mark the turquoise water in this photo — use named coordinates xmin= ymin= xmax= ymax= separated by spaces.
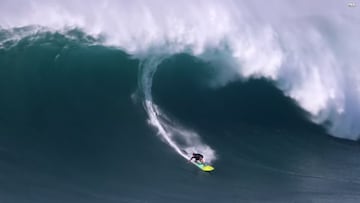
xmin=1 ymin=31 xmax=360 ymax=203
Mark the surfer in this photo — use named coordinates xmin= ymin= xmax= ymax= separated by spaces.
xmin=190 ymin=153 xmax=204 ymax=164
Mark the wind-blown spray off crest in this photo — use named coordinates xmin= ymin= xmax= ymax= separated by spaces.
xmin=1 ymin=0 xmax=360 ymax=139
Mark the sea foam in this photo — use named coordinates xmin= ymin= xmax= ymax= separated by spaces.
xmin=1 ymin=0 xmax=359 ymax=140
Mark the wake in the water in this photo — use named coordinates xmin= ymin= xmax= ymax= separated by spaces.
xmin=138 ymin=57 xmax=216 ymax=163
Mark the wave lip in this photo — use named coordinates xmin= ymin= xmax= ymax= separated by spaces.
xmin=1 ymin=0 xmax=360 ymax=140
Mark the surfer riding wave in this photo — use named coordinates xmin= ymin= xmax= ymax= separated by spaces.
xmin=190 ymin=153 xmax=205 ymax=164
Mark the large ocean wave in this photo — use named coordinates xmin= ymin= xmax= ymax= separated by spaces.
xmin=1 ymin=0 xmax=359 ymax=143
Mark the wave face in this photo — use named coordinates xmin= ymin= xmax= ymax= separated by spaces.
xmin=1 ymin=0 xmax=359 ymax=140
xmin=1 ymin=30 xmax=360 ymax=202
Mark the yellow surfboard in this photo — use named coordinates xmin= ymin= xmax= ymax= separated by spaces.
xmin=193 ymin=162 xmax=215 ymax=172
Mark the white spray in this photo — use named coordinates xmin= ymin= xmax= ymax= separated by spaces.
xmin=0 ymin=0 xmax=360 ymax=140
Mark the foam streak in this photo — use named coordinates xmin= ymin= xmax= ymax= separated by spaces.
xmin=138 ymin=57 xmax=216 ymax=162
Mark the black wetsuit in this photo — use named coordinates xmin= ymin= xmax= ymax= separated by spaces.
xmin=191 ymin=153 xmax=203 ymax=162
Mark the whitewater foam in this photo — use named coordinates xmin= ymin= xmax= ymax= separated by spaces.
xmin=1 ymin=0 xmax=360 ymax=139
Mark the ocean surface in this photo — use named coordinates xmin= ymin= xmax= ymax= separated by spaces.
xmin=1 ymin=1 xmax=360 ymax=202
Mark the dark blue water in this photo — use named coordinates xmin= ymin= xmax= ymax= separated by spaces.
xmin=1 ymin=31 xmax=360 ymax=203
